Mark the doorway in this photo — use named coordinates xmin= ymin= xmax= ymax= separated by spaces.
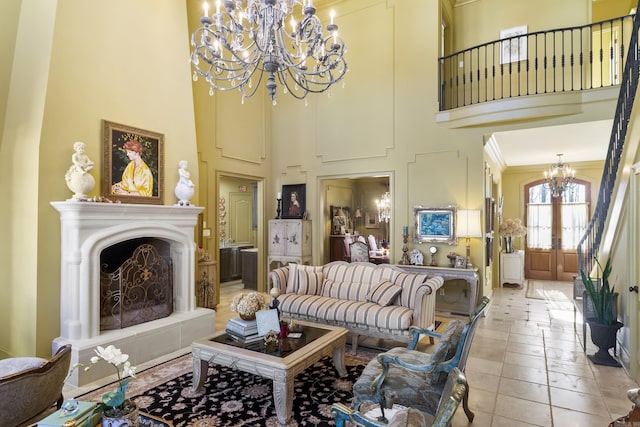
xmin=217 ymin=174 xmax=264 ymax=289
xmin=320 ymin=175 xmax=391 ymax=264
xmin=524 ymin=179 xmax=591 ymax=281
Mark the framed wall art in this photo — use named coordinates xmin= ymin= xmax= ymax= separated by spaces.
xmin=102 ymin=120 xmax=164 ymax=204
xmin=330 ymin=205 xmax=350 ymax=235
xmin=413 ymin=205 xmax=457 ymax=245
xmin=281 ymin=184 xmax=306 ymax=219
xmin=500 ymin=25 xmax=527 ymax=64
xmin=365 ymin=212 xmax=379 ymax=229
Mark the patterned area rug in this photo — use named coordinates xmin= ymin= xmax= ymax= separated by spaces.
xmin=79 ymin=350 xmax=377 ymax=426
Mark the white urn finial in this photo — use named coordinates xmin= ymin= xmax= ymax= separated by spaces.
xmin=174 ymin=160 xmax=195 ymax=206
xmin=65 ymin=141 xmax=95 ymax=200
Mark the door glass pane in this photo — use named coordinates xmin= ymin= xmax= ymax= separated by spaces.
xmin=527 ymin=184 xmax=552 ymax=249
xmin=527 ymin=202 xmax=552 ymax=249
xmin=561 ymin=183 xmax=588 ymax=250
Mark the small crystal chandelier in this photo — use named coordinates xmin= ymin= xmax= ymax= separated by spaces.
xmin=190 ymin=0 xmax=348 ymax=106
xmin=377 ymin=192 xmax=391 ymax=223
xmin=543 ymin=154 xmax=576 ymax=198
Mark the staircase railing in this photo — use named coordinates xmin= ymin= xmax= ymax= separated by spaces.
xmin=439 ymin=14 xmax=636 ymax=111
xmin=577 ymin=8 xmax=640 ymax=276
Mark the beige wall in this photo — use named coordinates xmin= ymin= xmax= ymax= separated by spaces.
xmin=593 ymin=0 xmax=636 ymax=21
xmin=1 ymin=0 xmax=58 ymax=358
xmin=451 ymin=0 xmax=590 ymax=52
xmin=1 ymin=0 xmax=199 ymax=358
xmin=0 ymin=0 xmax=21 ymax=137
xmin=186 ymin=0 xmax=272 ymax=284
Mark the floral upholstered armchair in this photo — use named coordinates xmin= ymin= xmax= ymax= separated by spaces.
xmin=0 ymin=345 xmax=71 ymax=426
xmin=349 ymin=241 xmax=370 ymax=262
xmin=348 ymin=297 xmax=490 ymax=424
xmin=332 ymin=367 xmax=468 ymax=427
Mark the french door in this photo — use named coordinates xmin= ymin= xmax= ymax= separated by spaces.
xmin=524 ymin=179 xmax=590 ymax=281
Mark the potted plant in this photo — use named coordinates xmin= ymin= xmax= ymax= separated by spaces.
xmin=69 ymin=345 xmax=138 ymax=426
xmin=580 ymin=257 xmax=623 ymax=367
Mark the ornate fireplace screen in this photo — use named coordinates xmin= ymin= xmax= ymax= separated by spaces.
xmin=100 ymin=242 xmax=173 ymax=330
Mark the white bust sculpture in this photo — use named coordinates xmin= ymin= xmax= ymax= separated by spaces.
xmin=174 ymin=160 xmax=195 ymax=206
xmin=65 ymin=141 xmax=95 ymax=200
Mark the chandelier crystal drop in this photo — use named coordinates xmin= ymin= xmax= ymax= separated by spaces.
xmin=377 ymin=192 xmax=391 ymax=223
xmin=543 ymin=154 xmax=576 ymax=198
xmin=190 ymin=0 xmax=348 ymax=104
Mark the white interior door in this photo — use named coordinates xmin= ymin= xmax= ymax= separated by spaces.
xmin=229 ymin=192 xmax=252 ymax=245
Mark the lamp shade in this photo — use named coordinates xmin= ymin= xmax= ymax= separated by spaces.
xmin=457 ymin=210 xmax=482 ymax=238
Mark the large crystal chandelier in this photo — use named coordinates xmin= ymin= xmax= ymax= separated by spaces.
xmin=190 ymin=0 xmax=348 ymax=105
xmin=543 ymin=154 xmax=576 ymax=198
xmin=377 ymin=192 xmax=391 ymax=223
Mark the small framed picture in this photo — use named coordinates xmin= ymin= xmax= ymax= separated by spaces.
xmin=455 ymin=256 xmax=467 ymax=269
xmin=256 ymin=309 xmax=281 ymax=336
xmin=365 ymin=213 xmax=379 ymax=229
xmin=281 ymin=184 xmax=306 ymax=219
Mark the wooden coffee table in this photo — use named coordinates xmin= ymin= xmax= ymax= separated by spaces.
xmin=191 ymin=319 xmax=348 ymax=425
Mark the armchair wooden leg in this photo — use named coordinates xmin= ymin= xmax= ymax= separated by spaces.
xmin=352 ymin=334 xmax=359 ymax=354
xmin=462 ymin=386 xmax=475 ymax=422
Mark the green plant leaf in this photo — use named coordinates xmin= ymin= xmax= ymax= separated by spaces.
xmin=581 ymin=256 xmax=616 ymax=325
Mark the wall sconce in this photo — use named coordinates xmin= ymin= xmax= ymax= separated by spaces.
xmin=457 ymin=210 xmax=482 ymax=266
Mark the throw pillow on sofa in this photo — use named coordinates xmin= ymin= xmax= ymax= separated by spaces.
xmin=296 ymin=265 xmax=324 ymax=295
xmin=286 ymin=263 xmax=299 ymax=293
xmin=393 ymin=272 xmax=429 ymax=307
xmin=366 ymin=280 xmax=403 ymax=306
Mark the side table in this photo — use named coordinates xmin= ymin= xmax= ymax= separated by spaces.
xmin=500 ymin=250 xmax=525 ymax=286
xmin=197 ymin=260 xmax=217 ymax=308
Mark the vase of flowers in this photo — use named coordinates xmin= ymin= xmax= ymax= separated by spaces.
xmin=230 ymin=291 xmax=267 ymax=320
xmin=498 ymin=218 xmax=527 ymax=253
xmin=72 ymin=345 xmax=138 ymax=426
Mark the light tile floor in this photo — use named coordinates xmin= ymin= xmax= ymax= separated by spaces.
xmin=66 ymin=280 xmax=640 ymax=426
xmin=452 ymin=279 xmax=638 ymax=427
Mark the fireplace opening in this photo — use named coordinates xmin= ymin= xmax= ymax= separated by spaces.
xmin=100 ymin=237 xmax=173 ymax=330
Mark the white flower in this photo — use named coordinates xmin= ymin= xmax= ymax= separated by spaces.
xmin=230 ymin=292 xmax=267 ymax=317
xmin=499 ymin=218 xmax=527 ymax=237
xmin=88 ymin=345 xmax=136 ymax=410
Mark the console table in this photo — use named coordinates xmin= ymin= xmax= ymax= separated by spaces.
xmin=396 ymin=265 xmax=479 ymax=316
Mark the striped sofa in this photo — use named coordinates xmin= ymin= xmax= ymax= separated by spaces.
xmin=269 ymin=261 xmax=444 ymax=352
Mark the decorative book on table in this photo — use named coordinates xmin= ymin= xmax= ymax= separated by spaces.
xmin=37 ymin=401 xmax=98 ymax=427
xmin=226 ymin=317 xmax=258 ymax=336
xmin=226 ymin=330 xmax=263 ymax=344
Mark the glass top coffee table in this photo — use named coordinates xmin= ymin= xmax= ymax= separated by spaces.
xmin=191 ymin=319 xmax=348 ymax=425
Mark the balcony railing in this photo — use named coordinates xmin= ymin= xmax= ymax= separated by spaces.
xmin=577 ymin=9 xmax=640 ymax=276
xmin=439 ymin=14 xmax=636 ymax=111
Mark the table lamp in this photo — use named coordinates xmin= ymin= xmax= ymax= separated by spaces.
xmin=457 ymin=210 xmax=482 ymax=266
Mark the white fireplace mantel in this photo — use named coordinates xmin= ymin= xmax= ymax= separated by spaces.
xmin=50 ymin=201 xmax=215 ymax=386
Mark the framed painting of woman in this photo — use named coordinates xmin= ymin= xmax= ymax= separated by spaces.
xmin=281 ymin=184 xmax=306 ymax=219
xmin=102 ymin=120 xmax=164 ymax=205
